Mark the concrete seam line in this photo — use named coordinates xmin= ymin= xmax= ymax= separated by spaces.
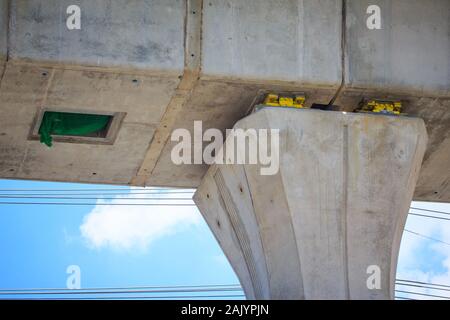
xmin=268 ymin=118 xmax=305 ymax=299
xmin=328 ymin=0 xmax=346 ymax=107
xmin=0 ymin=60 xmax=6 ymax=90
xmin=6 ymin=0 xmax=13 ymax=61
xmin=0 ymin=0 xmax=12 ymax=85
xmin=241 ymin=164 xmax=271 ymax=297
xmin=342 ymin=123 xmax=350 ymax=299
xmin=131 ymin=0 xmax=204 ymax=186
xmin=214 ymin=169 xmax=263 ymax=299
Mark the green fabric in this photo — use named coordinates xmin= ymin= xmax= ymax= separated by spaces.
xmin=39 ymin=112 xmax=111 ymax=147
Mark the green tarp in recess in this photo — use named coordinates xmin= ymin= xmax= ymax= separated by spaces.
xmin=39 ymin=111 xmax=111 ymax=147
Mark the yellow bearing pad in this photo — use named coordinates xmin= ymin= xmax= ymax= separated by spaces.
xmin=263 ymin=93 xmax=306 ymax=109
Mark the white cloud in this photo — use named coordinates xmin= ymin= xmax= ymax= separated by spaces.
xmin=80 ymin=189 xmax=201 ymax=251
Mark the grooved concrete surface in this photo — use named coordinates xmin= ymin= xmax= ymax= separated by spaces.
xmin=194 ymin=108 xmax=428 ymax=299
xmin=0 ymin=0 xmax=448 ymax=202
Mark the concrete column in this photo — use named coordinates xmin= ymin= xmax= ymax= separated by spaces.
xmin=193 ymin=108 xmax=428 ymax=300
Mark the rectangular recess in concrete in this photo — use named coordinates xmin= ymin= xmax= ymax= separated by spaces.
xmin=28 ymin=108 xmax=126 ymax=145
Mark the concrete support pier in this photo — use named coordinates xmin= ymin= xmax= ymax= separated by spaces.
xmin=193 ymin=108 xmax=428 ymax=299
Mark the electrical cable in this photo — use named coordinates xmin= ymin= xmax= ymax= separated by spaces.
xmin=404 ymin=229 xmax=450 ymax=246
xmin=395 ymin=289 xmax=450 ymax=299
xmin=0 ymin=202 xmax=196 ymax=206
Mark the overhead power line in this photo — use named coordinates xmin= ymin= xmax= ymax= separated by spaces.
xmin=0 ymin=192 xmax=195 ymax=196
xmin=0 ymin=287 xmax=243 ymax=296
xmin=0 ymin=283 xmax=245 ymax=300
xmin=396 ymin=279 xmax=450 ymax=289
xmin=395 ymin=290 xmax=450 ymax=300
xmin=408 ymin=212 xmax=450 ymax=222
xmin=0 ymin=283 xmax=242 ymax=293
xmin=0 ymin=202 xmax=196 ymax=206
xmin=4 ymin=280 xmax=450 ymax=300
xmin=0 ymin=196 xmax=193 ymax=200
xmin=410 ymin=207 xmax=450 ymax=216
xmin=0 ymin=186 xmax=447 ymax=301
xmin=396 ymin=282 xmax=450 ymax=293
xmin=404 ymin=229 xmax=450 ymax=246
xmin=0 ymin=188 xmax=194 ymax=192
xmin=395 ymin=296 xmax=415 ymax=300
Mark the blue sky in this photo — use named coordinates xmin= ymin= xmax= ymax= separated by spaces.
xmin=396 ymin=201 xmax=450 ymax=300
xmin=0 ymin=178 xmax=449 ymax=300
xmin=0 ymin=179 xmax=240 ymax=299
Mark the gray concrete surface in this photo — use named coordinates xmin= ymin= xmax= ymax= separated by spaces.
xmin=0 ymin=0 xmax=7 ymax=78
xmin=345 ymin=0 xmax=449 ymax=95
xmin=149 ymin=79 xmax=338 ymax=187
xmin=0 ymin=63 xmax=179 ymax=184
xmin=194 ymin=108 xmax=428 ymax=299
xmin=9 ymin=0 xmax=185 ymax=72
xmin=0 ymin=0 xmax=448 ymax=202
xmin=0 ymin=0 xmax=6 ymax=60
xmin=202 ymin=0 xmax=342 ymax=85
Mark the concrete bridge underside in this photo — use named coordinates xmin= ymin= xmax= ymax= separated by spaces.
xmin=0 ymin=0 xmax=449 ymax=301
xmin=0 ymin=0 xmax=449 ymax=203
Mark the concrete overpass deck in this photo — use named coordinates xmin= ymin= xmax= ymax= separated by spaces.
xmin=0 ymin=0 xmax=448 ymax=202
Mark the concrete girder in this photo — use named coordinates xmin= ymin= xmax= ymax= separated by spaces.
xmin=335 ymin=0 xmax=450 ymax=202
